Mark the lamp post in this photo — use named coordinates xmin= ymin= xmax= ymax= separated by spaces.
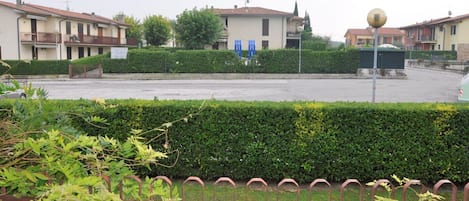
xmin=367 ymin=8 xmax=387 ymax=103
xmin=297 ymin=25 xmax=304 ymax=73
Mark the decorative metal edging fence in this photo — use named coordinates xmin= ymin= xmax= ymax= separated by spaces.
xmin=1 ymin=176 xmax=468 ymax=201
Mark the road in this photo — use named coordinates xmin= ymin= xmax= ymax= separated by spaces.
xmin=30 ymin=68 xmax=464 ymax=102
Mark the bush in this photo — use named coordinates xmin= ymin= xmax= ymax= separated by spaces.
xmin=1 ymin=60 xmax=69 ymax=75
xmin=2 ymin=100 xmax=466 ymax=184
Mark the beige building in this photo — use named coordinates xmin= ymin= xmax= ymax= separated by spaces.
xmin=344 ymin=27 xmax=406 ymax=48
xmin=212 ymin=6 xmax=303 ymax=50
xmin=0 ymin=0 xmax=136 ymax=60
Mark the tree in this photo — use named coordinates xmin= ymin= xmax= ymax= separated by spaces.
xmin=303 ymin=11 xmax=312 ymax=32
xmin=293 ymin=1 xmax=299 ymax=16
xmin=143 ymin=15 xmax=172 ymax=46
xmin=113 ymin=13 xmax=143 ymax=42
xmin=175 ymin=8 xmax=223 ymax=49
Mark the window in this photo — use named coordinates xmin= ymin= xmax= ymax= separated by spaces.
xmin=78 ymin=47 xmax=84 ymax=58
xmin=438 ymin=44 xmax=441 ymax=50
xmin=32 ymin=46 xmax=37 ymax=60
xmin=0 ymin=46 xmax=2 ymax=60
xmin=66 ymin=21 xmax=71 ymax=35
xmin=98 ymin=48 xmax=103 ymax=55
xmin=87 ymin=47 xmax=91 ymax=56
xmin=87 ymin=24 xmax=91 ymax=36
xmin=450 ymin=25 xmax=457 ymax=35
xmin=262 ymin=40 xmax=269 ymax=49
xmin=225 ymin=18 xmax=228 ymax=28
xmin=262 ymin=19 xmax=269 ymax=36
xmin=66 ymin=47 xmax=72 ymax=60
xmin=451 ymin=44 xmax=456 ymax=51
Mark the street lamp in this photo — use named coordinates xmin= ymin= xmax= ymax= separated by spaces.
xmin=297 ymin=25 xmax=304 ymax=73
xmin=367 ymin=8 xmax=387 ymax=103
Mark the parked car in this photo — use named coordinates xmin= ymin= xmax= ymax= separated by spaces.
xmin=458 ymin=73 xmax=469 ymax=101
xmin=0 ymin=89 xmax=26 ymax=99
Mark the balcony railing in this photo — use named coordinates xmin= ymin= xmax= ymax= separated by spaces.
xmin=21 ymin=32 xmax=62 ymax=43
xmin=65 ymin=34 xmax=125 ymax=46
xmin=126 ymin=38 xmax=138 ymax=46
xmin=417 ymin=35 xmax=437 ymax=43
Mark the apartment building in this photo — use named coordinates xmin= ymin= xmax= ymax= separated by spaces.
xmin=0 ymin=0 xmax=136 ymax=60
xmin=401 ymin=14 xmax=469 ymax=52
xmin=344 ymin=27 xmax=406 ymax=48
xmin=212 ymin=6 xmax=303 ymax=50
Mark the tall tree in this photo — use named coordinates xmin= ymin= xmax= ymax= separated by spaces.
xmin=293 ymin=1 xmax=299 ymax=16
xmin=175 ymin=8 xmax=223 ymax=49
xmin=113 ymin=13 xmax=143 ymax=42
xmin=303 ymin=11 xmax=312 ymax=32
xmin=143 ymin=15 xmax=172 ymax=46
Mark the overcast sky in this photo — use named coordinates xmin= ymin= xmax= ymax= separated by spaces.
xmin=7 ymin=0 xmax=469 ymax=41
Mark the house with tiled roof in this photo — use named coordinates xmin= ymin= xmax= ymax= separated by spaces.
xmin=400 ymin=17 xmax=451 ymax=51
xmin=212 ymin=6 xmax=303 ymax=50
xmin=344 ymin=27 xmax=406 ymax=48
xmin=0 ymin=0 xmax=136 ymax=60
xmin=400 ymin=13 xmax=469 ymax=60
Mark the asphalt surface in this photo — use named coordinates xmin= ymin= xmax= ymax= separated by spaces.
xmin=29 ymin=67 xmax=464 ymax=102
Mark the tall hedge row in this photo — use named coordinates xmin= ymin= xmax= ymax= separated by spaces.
xmin=27 ymin=100 xmax=465 ymax=184
xmin=0 ymin=60 xmax=69 ymax=75
xmin=70 ymin=49 xmax=361 ymax=74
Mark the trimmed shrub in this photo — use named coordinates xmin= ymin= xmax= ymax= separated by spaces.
xmin=2 ymin=100 xmax=465 ymax=184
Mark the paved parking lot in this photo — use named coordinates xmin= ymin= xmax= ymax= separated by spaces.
xmin=30 ymin=67 xmax=464 ymax=102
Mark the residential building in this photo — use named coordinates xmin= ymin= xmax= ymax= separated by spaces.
xmin=399 ymin=17 xmax=450 ymax=51
xmin=401 ymin=14 xmax=469 ymax=55
xmin=212 ymin=6 xmax=303 ymax=50
xmin=344 ymin=27 xmax=406 ymax=48
xmin=0 ymin=0 xmax=136 ymax=60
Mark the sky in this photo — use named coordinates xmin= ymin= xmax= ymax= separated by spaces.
xmin=6 ymin=0 xmax=469 ymax=41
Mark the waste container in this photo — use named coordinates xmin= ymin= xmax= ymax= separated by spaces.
xmin=359 ymin=48 xmax=405 ymax=69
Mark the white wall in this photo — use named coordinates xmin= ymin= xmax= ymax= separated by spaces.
xmin=0 ymin=6 xmax=20 ymax=59
xmin=226 ymin=15 xmax=287 ymax=49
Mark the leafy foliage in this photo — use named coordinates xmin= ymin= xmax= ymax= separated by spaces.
xmin=175 ymin=8 xmax=223 ymax=49
xmin=114 ymin=13 xmax=143 ymax=42
xmin=143 ymin=15 xmax=172 ymax=46
xmin=0 ymin=97 xmax=199 ymax=199
xmin=367 ymin=175 xmax=445 ymax=201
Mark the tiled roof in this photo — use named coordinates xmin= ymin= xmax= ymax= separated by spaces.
xmin=345 ymin=27 xmax=405 ymax=36
xmin=0 ymin=0 xmax=124 ymax=26
xmin=0 ymin=1 xmax=50 ymax=16
xmin=400 ymin=17 xmax=451 ymax=29
xmin=213 ymin=7 xmax=294 ymax=17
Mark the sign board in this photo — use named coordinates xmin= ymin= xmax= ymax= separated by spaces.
xmin=234 ymin=40 xmax=242 ymax=59
xmin=111 ymin=47 xmax=128 ymax=59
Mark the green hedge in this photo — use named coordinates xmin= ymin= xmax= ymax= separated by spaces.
xmin=0 ymin=60 xmax=69 ymax=75
xmin=70 ymin=49 xmax=360 ymax=74
xmin=3 ymin=100 xmax=465 ymax=184
xmin=254 ymin=49 xmax=359 ymax=73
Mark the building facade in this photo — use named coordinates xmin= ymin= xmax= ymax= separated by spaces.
xmin=212 ymin=6 xmax=303 ymax=50
xmin=0 ymin=0 xmax=136 ymax=60
xmin=344 ymin=27 xmax=406 ymax=48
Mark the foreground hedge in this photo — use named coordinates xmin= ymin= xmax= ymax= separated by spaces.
xmin=1 ymin=100 xmax=468 ymax=184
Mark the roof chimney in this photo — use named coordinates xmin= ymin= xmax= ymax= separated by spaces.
xmin=16 ymin=0 xmax=22 ymax=6
xmin=234 ymin=5 xmax=238 ymax=9
xmin=116 ymin=14 xmax=125 ymax=23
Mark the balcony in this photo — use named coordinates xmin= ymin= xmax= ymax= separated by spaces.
xmin=21 ymin=32 xmax=62 ymax=44
xmin=416 ymin=35 xmax=437 ymax=44
xmin=64 ymin=34 xmax=125 ymax=46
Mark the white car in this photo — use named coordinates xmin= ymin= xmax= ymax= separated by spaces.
xmin=0 ymin=89 xmax=26 ymax=99
xmin=458 ymin=73 xmax=469 ymax=101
